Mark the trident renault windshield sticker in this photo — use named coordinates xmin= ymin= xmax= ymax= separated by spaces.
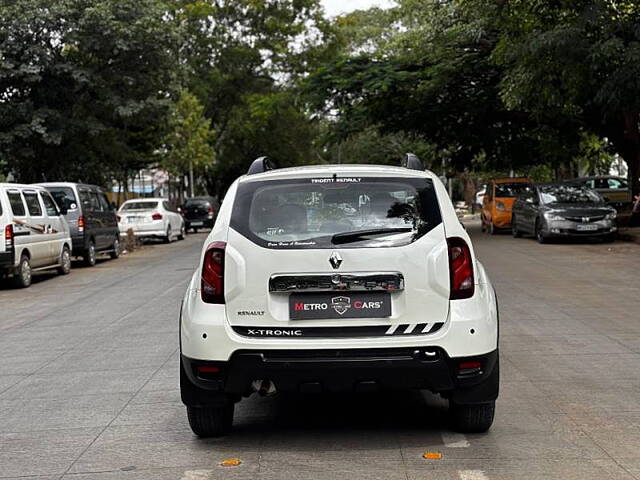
xmin=310 ymin=177 xmax=362 ymax=184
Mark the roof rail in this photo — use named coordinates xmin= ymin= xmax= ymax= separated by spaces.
xmin=247 ymin=156 xmax=274 ymax=175
xmin=401 ymin=153 xmax=424 ymax=171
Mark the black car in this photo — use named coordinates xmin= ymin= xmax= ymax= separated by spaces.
xmin=511 ymin=183 xmax=618 ymax=243
xmin=181 ymin=196 xmax=219 ymax=232
xmin=39 ymin=182 xmax=120 ymax=265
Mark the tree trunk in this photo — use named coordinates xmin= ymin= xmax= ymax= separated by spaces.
xmin=627 ymin=150 xmax=640 ymax=200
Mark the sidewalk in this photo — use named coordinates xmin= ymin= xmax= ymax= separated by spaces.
xmin=618 ymin=227 xmax=640 ymax=244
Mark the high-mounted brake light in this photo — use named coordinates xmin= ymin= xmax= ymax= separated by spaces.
xmin=4 ymin=224 xmax=14 ymax=249
xmin=152 ymin=212 xmax=163 ymax=220
xmin=447 ymin=237 xmax=475 ymax=300
xmin=201 ymin=241 xmax=226 ymax=304
xmin=78 ymin=215 xmax=85 ymax=234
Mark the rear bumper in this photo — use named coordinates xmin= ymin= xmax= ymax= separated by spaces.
xmin=185 ymin=217 xmax=214 ymax=228
xmin=181 ymin=348 xmax=499 ymax=404
xmin=0 ymin=251 xmax=15 ymax=269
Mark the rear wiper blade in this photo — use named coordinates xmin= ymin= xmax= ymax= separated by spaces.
xmin=331 ymin=228 xmax=412 ymax=245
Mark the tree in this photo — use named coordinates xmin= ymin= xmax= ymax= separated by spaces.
xmin=488 ymin=0 xmax=640 ymax=195
xmin=166 ymin=0 xmax=335 ymax=194
xmin=161 ymin=90 xmax=215 ymax=200
xmin=304 ymin=0 xmax=584 ymax=175
xmin=0 ymin=0 xmax=179 ymax=186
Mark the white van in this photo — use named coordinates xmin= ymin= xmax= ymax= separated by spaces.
xmin=0 ymin=184 xmax=72 ymax=288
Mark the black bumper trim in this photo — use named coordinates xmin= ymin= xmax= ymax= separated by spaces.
xmin=181 ymin=348 xmax=498 ymax=403
xmin=232 ymin=322 xmax=445 ymax=339
xmin=0 ymin=251 xmax=14 ymax=268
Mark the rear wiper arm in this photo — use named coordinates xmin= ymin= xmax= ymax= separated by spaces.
xmin=331 ymin=228 xmax=412 ymax=245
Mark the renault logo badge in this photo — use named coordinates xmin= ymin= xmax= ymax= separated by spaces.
xmin=329 ymin=251 xmax=342 ymax=269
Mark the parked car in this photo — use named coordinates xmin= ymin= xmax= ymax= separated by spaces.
xmin=511 ymin=183 xmax=617 ymax=243
xmin=568 ymin=176 xmax=631 ymax=208
xmin=179 ymin=155 xmax=499 ymax=437
xmin=181 ymin=196 xmax=219 ymax=232
xmin=118 ymin=198 xmax=185 ymax=242
xmin=39 ymin=183 xmax=120 ymax=266
xmin=0 ymin=183 xmax=72 ymax=287
xmin=481 ymin=178 xmax=532 ymax=234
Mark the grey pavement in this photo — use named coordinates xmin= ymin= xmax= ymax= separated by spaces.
xmin=0 ymin=225 xmax=639 ymax=479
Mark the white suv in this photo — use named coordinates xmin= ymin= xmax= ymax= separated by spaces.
xmin=180 ymin=156 xmax=499 ymax=437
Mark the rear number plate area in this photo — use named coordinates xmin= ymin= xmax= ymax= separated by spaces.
xmin=289 ymin=292 xmax=391 ymax=320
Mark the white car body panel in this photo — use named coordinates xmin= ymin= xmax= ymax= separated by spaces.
xmin=180 ymin=165 xmax=497 ymax=362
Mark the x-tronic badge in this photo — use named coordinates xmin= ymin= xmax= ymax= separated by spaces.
xmin=329 ymin=251 xmax=342 ymax=269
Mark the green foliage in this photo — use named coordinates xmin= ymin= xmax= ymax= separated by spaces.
xmin=161 ymin=90 xmax=215 ymax=177
xmin=0 ymin=0 xmax=179 ymax=185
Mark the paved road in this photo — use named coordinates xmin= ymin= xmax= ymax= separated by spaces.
xmin=1 ymin=225 xmax=639 ymax=479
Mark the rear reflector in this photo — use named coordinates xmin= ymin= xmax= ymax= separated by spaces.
xmin=152 ymin=212 xmax=162 ymax=220
xmin=78 ymin=215 xmax=85 ymax=233
xmin=196 ymin=365 xmax=220 ymax=373
xmin=447 ymin=237 xmax=475 ymax=300
xmin=458 ymin=361 xmax=481 ymax=370
xmin=201 ymin=241 xmax=226 ymax=304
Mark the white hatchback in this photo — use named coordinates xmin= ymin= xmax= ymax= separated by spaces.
xmin=180 ymin=156 xmax=499 ymax=437
xmin=117 ymin=198 xmax=185 ymax=242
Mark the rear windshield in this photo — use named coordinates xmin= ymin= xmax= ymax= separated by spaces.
xmin=121 ymin=201 xmax=159 ymax=211
xmin=495 ymin=182 xmax=531 ymax=197
xmin=48 ymin=187 xmax=78 ymax=211
xmin=230 ymin=177 xmax=442 ymax=249
xmin=185 ymin=199 xmax=211 ymax=207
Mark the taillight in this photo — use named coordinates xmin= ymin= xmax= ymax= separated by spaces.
xmin=208 ymin=207 xmax=215 ymax=215
xmin=447 ymin=237 xmax=475 ymax=300
xmin=78 ymin=215 xmax=85 ymax=233
xmin=201 ymin=241 xmax=226 ymax=303
xmin=152 ymin=212 xmax=162 ymax=220
xmin=4 ymin=224 xmax=13 ymax=249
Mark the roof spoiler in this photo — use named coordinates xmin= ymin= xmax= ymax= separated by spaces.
xmin=247 ymin=156 xmax=274 ymax=175
xmin=401 ymin=153 xmax=424 ymax=171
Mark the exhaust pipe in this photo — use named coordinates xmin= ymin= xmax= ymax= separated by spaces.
xmin=251 ymin=379 xmax=276 ymax=396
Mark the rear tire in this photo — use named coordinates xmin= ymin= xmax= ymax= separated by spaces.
xmin=489 ymin=222 xmax=497 ymax=235
xmin=57 ymin=246 xmax=71 ymax=275
xmin=110 ymin=237 xmax=120 ymax=259
xmin=83 ymin=241 xmax=96 ymax=267
xmin=193 ymin=227 xmax=198 ymax=233
xmin=187 ymin=405 xmax=234 ymax=438
xmin=13 ymin=254 xmax=32 ymax=288
xmin=164 ymin=226 xmax=172 ymax=244
xmin=450 ymin=401 xmax=495 ymax=433
xmin=178 ymin=225 xmax=185 ymax=241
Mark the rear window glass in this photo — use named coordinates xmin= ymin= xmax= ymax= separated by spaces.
xmin=23 ymin=192 xmax=43 ymax=216
xmin=495 ymin=183 xmax=531 ymax=197
xmin=230 ymin=177 xmax=442 ymax=249
xmin=48 ymin=188 xmax=78 ymax=211
xmin=185 ymin=199 xmax=211 ymax=207
xmin=121 ymin=201 xmax=159 ymax=211
xmin=7 ymin=191 xmax=26 ymax=216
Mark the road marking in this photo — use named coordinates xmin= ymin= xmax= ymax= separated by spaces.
xmin=459 ymin=470 xmax=489 ymax=480
xmin=441 ymin=431 xmax=470 ymax=448
xmin=181 ymin=470 xmax=212 ymax=480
